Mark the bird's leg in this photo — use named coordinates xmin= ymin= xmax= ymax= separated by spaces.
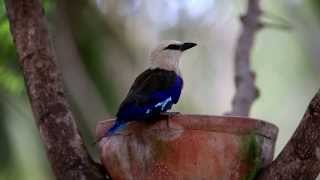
xmin=166 ymin=115 xmax=170 ymax=128
xmin=160 ymin=111 xmax=181 ymax=117
xmin=159 ymin=112 xmax=181 ymax=128
xmin=167 ymin=112 xmax=181 ymax=116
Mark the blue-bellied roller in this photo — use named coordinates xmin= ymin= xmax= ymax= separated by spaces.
xmin=107 ymin=40 xmax=197 ymax=136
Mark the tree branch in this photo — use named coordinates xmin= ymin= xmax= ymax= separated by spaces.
xmin=257 ymin=89 xmax=320 ymax=179
xmin=4 ymin=0 xmax=106 ymax=179
xmin=228 ymin=0 xmax=262 ymax=116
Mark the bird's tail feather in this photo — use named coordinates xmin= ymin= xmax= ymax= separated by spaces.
xmin=106 ymin=120 xmax=127 ymax=136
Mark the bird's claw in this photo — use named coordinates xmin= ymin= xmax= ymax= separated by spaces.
xmin=159 ymin=112 xmax=180 ymax=128
xmin=160 ymin=111 xmax=181 ymax=118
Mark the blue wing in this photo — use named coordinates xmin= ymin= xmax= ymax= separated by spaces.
xmin=107 ymin=68 xmax=183 ymax=135
xmin=116 ymin=68 xmax=183 ymax=121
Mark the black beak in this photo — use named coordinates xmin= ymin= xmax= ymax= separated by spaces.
xmin=180 ymin=42 xmax=197 ymax=51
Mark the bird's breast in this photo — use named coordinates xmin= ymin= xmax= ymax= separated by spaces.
xmin=167 ymin=75 xmax=183 ymax=103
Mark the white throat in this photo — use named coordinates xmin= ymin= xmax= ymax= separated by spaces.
xmin=149 ymin=51 xmax=182 ymax=75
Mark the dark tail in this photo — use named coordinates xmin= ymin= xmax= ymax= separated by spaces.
xmin=106 ymin=120 xmax=127 ymax=136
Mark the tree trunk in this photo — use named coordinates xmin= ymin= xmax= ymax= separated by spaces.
xmin=227 ymin=0 xmax=261 ymax=116
xmin=4 ymin=0 xmax=106 ymax=179
xmin=257 ymin=89 xmax=320 ymax=180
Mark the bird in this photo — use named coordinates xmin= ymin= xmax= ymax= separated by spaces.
xmin=106 ymin=40 xmax=197 ymax=136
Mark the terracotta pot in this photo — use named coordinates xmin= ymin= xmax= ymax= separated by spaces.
xmin=96 ymin=114 xmax=278 ymax=180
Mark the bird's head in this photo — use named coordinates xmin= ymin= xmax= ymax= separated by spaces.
xmin=149 ymin=40 xmax=197 ymax=73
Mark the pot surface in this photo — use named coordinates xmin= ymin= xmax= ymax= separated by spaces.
xmin=97 ymin=114 xmax=278 ymax=180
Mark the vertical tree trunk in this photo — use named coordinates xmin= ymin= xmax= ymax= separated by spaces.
xmin=257 ymin=89 xmax=320 ymax=180
xmin=228 ymin=0 xmax=261 ymax=116
xmin=4 ymin=0 xmax=106 ymax=179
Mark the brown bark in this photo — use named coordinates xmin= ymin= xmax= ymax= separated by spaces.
xmin=231 ymin=1 xmax=320 ymax=179
xmin=4 ymin=0 xmax=106 ymax=179
xmin=228 ymin=0 xmax=261 ymax=116
xmin=257 ymin=90 xmax=320 ymax=180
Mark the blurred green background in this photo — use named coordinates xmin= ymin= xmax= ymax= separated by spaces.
xmin=0 ymin=0 xmax=320 ymax=179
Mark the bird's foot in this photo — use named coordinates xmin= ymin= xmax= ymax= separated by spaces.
xmin=159 ymin=112 xmax=181 ymax=128
xmin=160 ymin=111 xmax=181 ymax=118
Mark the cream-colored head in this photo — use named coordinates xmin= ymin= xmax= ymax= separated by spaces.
xmin=149 ymin=40 xmax=197 ymax=74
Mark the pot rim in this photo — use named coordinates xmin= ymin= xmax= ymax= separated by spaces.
xmin=97 ymin=114 xmax=278 ymax=141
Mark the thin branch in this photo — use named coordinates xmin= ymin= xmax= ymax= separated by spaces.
xmin=4 ymin=0 xmax=106 ymax=179
xmin=261 ymin=22 xmax=291 ymax=31
xmin=227 ymin=0 xmax=262 ymax=116
xmin=262 ymin=12 xmax=292 ymax=30
xmin=257 ymin=89 xmax=320 ymax=180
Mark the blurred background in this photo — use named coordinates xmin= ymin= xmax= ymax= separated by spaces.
xmin=0 ymin=0 xmax=320 ymax=179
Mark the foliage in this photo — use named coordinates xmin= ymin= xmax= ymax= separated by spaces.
xmin=311 ymin=0 xmax=320 ymax=19
xmin=61 ymin=0 xmax=121 ymax=113
xmin=0 ymin=1 xmax=23 ymax=95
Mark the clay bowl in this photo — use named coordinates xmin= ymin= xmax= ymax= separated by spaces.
xmin=96 ymin=114 xmax=278 ymax=180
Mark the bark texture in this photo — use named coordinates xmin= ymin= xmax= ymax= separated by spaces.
xmin=4 ymin=0 xmax=106 ymax=179
xmin=228 ymin=0 xmax=261 ymax=116
xmin=257 ymin=90 xmax=320 ymax=180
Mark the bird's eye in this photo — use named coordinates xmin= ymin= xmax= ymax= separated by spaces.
xmin=164 ymin=44 xmax=181 ymax=50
